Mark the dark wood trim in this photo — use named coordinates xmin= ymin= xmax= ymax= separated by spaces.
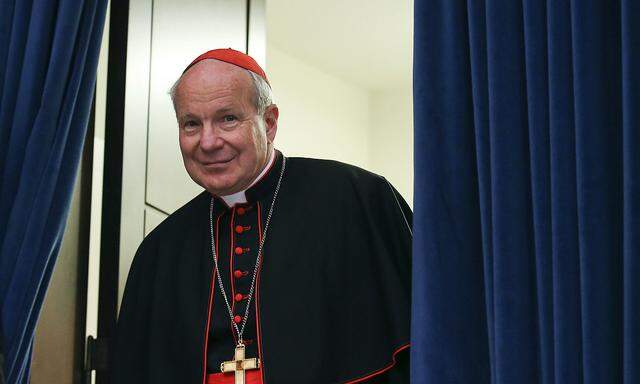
xmin=97 ymin=0 xmax=129 ymax=382
xmin=245 ymin=0 xmax=251 ymax=51
xmin=73 ymin=91 xmax=95 ymax=384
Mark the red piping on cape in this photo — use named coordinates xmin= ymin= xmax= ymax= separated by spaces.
xmin=343 ymin=343 xmax=411 ymax=384
xmin=229 ymin=208 xmax=238 ymax=344
xmin=255 ymin=202 xmax=266 ymax=384
xmin=202 ymin=214 xmax=223 ymax=384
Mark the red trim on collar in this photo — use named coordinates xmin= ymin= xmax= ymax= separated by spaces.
xmin=343 ymin=343 xmax=411 ymax=383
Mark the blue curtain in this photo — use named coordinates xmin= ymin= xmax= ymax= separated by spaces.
xmin=0 ymin=0 xmax=108 ymax=382
xmin=412 ymin=0 xmax=639 ymax=383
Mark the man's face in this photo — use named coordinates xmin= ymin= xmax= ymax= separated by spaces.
xmin=173 ymin=60 xmax=277 ymax=196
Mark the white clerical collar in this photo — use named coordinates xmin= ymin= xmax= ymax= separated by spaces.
xmin=220 ymin=149 xmax=275 ymax=207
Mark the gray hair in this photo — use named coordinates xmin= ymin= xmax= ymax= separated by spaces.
xmin=169 ymin=68 xmax=274 ymax=115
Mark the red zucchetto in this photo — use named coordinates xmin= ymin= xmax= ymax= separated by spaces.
xmin=183 ymin=48 xmax=269 ymax=85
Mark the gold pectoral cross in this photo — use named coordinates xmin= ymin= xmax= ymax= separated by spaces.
xmin=220 ymin=344 xmax=260 ymax=384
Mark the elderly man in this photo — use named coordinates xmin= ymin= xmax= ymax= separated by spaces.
xmin=112 ymin=49 xmax=411 ymax=384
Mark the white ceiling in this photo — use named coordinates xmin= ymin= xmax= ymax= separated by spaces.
xmin=266 ymin=0 xmax=414 ymax=91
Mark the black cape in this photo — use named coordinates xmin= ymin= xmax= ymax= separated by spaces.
xmin=112 ymin=152 xmax=412 ymax=384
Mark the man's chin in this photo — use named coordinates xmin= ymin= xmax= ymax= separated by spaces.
xmin=190 ymin=168 xmax=252 ymax=196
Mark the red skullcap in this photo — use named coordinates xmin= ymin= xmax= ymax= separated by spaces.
xmin=184 ymin=48 xmax=269 ymax=85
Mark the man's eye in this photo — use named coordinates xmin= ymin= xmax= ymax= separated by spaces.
xmin=183 ymin=120 xmax=198 ymax=128
xmin=223 ymin=115 xmax=237 ymax=122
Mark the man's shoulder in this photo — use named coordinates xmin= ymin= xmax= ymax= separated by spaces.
xmin=287 ymin=156 xmax=387 ymax=186
xmin=142 ymin=190 xmax=208 ymax=244
xmin=285 ymin=156 xmax=411 ymax=219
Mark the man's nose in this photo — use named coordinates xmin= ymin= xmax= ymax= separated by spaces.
xmin=199 ymin=124 xmax=224 ymax=151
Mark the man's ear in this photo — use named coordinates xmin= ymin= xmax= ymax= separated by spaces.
xmin=263 ymin=104 xmax=279 ymax=143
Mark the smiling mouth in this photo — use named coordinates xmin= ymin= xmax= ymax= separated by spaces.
xmin=201 ymin=158 xmax=234 ymax=166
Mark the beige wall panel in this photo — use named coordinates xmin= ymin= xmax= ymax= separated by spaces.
xmin=144 ymin=206 xmax=169 ymax=236
xmin=146 ymin=0 xmax=248 ymax=214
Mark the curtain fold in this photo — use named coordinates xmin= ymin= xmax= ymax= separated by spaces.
xmin=0 ymin=0 xmax=108 ymax=382
xmin=412 ymin=0 xmax=640 ymax=383
xmin=621 ymin=2 xmax=640 ymax=382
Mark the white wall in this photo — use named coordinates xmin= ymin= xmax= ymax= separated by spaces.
xmin=267 ymin=44 xmax=371 ymax=169
xmin=369 ymin=88 xmax=413 ymax=206
xmin=266 ymin=44 xmax=413 ymax=207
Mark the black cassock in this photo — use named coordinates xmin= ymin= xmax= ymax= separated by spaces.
xmin=112 ymin=151 xmax=412 ymax=384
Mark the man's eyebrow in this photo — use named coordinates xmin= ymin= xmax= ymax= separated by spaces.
xmin=178 ymin=113 xmax=199 ymax=121
xmin=178 ymin=107 xmax=239 ymax=122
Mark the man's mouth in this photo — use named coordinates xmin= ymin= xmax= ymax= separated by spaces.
xmin=201 ymin=157 xmax=234 ymax=166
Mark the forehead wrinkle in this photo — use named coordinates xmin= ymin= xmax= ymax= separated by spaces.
xmin=179 ymin=60 xmax=252 ymax=94
xmin=181 ymin=86 xmax=234 ymax=105
xmin=178 ymin=89 xmax=251 ymax=116
xmin=176 ymin=62 xmax=254 ymax=114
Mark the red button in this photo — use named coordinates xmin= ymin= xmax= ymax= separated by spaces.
xmin=233 ymin=315 xmax=242 ymax=324
xmin=234 ymin=247 xmax=243 ymax=255
xmin=234 ymin=293 xmax=244 ymax=302
xmin=237 ymin=207 xmax=246 ymax=215
xmin=235 ymin=225 xmax=244 ymax=234
xmin=234 ymin=270 xmax=244 ymax=278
